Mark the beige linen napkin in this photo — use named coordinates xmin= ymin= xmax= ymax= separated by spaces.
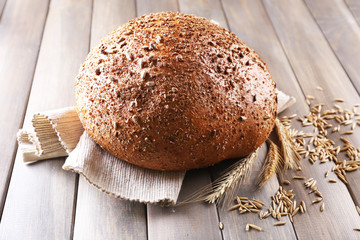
xmin=17 ymin=90 xmax=295 ymax=204
xmin=64 ymin=132 xmax=185 ymax=204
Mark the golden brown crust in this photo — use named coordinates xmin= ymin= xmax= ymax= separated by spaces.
xmin=75 ymin=12 xmax=277 ymax=171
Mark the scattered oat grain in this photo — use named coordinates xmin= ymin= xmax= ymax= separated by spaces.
xmin=219 ymin=222 xmax=224 ymax=230
xmin=246 ymin=224 xmax=262 ymax=231
xmin=283 ymin=180 xmax=290 ymax=185
xmin=274 ymin=221 xmax=286 ymax=226
xmin=320 ymin=202 xmax=325 ymax=212
xmin=293 ymin=176 xmax=305 ymax=180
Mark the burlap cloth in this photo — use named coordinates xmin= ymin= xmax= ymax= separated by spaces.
xmin=17 ymin=90 xmax=294 ymax=204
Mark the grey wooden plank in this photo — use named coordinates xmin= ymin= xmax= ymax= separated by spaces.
xmin=0 ymin=0 xmax=50 ymax=217
xmin=305 ymin=0 xmax=360 ymax=94
xmin=73 ymin=1 xmax=147 ymax=239
xmin=179 ymin=0 xmax=297 ymax=238
xmin=74 ymin=181 xmax=147 ymax=240
xmin=90 ymin=0 xmax=136 ymax=47
xmin=261 ymin=0 xmax=360 ymax=238
xmin=179 ymin=0 xmax=228 ymax=29
xmin=147 ymin=169 xmax=223 ymax=240
xmin=0 ymin=0 xmax=92 ymax=239
xmin=136 ymin=0 xmax=178 ymax=16
xmin=345 ymin=0 xmax=360 ymax=25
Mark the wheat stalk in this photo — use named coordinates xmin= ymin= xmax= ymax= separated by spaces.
xmin=204 ymin=148 xmax=258 ymax=205
xmin=178 ymin=148 xmax=258 ymax=206
xmin=256 ymin=140 xmax=283 ymax=188
xmin=275 ymin=118 xmax=300 ymax=169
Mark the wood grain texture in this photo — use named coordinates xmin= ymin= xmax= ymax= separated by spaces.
xmin=0 ymin=0 xmax=50 ymax=217
xmin=74 ymin=181 xmax=147 ymax=240
xmin=179 ymin=0 xmax=228 ymax=29
xmin=1 ymin=0 xmax=360 ymax=239
xmin=136 ymin=0 xmax=178 ymax=16
xmin=262 ymin=0 xmax=360 ymax=238
xmin=345 ymin=0 xmax=360 ymax=25
xmin=147 ymin=169 xmax=223 ymax=240
xmin=305 ymin=0 xmax=360 ymax=94
xmin=90 ymin=0 xmax=136 ymax=47
xmin=0 ymin=0 xmax=92 ymax=239
xmin=73 ymin=1 xmax=147 ymax=239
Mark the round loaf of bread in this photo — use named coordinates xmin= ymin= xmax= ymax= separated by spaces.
xmin=75 ymin=12 xmax=277 ymax=171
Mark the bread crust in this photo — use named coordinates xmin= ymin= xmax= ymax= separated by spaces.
xmin=75 ymin=12 xmax=277 ymax=170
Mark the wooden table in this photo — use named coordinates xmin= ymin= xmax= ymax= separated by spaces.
xmin=1 ymin=0 xmax=360 ymax=239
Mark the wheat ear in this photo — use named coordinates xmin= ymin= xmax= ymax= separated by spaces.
xmin=204 ymin=148 xmax=258 ymax=205
xmin=256 ymin=140 xmax=283 ymax=188
xmin=178 ymin=148 xmax=258 ymax=206
xmin=274 ymin=118 xmax=301 ymax=169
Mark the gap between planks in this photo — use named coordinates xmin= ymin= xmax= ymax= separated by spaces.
xmin=0 ymin=0 xmax=51 ymax=220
